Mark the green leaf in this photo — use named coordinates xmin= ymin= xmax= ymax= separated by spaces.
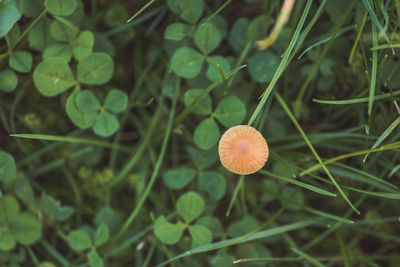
xmin=10 ymin=213 xmax=42 ymax=245
xmin=92 ymin=111 xmax=119 ymax=137
xmin=44 ymin=0 xmax=77 ymax=16
xmin=174 ymin=0 xmax=204 ymax=24
xmin=154 ymin=216 xmax=186 ymax=245
xmin=94 ymin=206 xmax=121 ymax=234
xmin=73 ymin=30 xmax=94 ymax=60
xmin=67 ymin=229 xmax=92 ymax=251
xmin=0 ymin=195 xmax=20 ymax=222
xmin=14 ymin=177 xmax=35 ymax=209
xmin=76 ymin=90 xmax=101 ymax=113
xmin=43 ymin=44 xmax=72 ymax=62
xmin=0 ymin=0 xmax=21 ymax=38
xmin=163 ymin=167 xmax=196 ymax=190
xmin=227 ymin=215 xmax=259 ymax=237
xmin=87 ymin=250 xmax=104 ymax=267
xmin=40 ymin=194 xmax=75 ymax=221
xmin=164 ymin=23 xmax=190 ymax=41
xmin=28 ymin=18 xmax=56 ymax=52
xmin=0 ymin=151 xmax=16 ymax=183
xmin=247 ymin=15 xmax=273 ymax=42
xmin=0 ymin=69 xmax=18 ymax=92
xmin=187 ymin=146 xmax=218 ymax=170
xmin=194 ymin=117 xmax=220 ymax=150
xmin=170 ymin=47 xmax=204 ymax=79
xmin=9 ymin=51 xmax=33 ymax=73
xmin=209 ymin=250 xmax=235 ymax=267
xmin=176 ymin=191 xmax=204 ymax=223
xmin=198 ymin=171 xmax=226 ymax=201
xmin=0 ymin=227 xmax=15 ymax=251
xmin=66 ymin=89 xmax=98 ymax=128
xmin=77 ymin=53 xmax=114 ymax=85
xmin=50 ymin=19 xmax=78 ymax=42
xmin=184 ymin=89 xmax=212 ymax=115
xmin=280 ymin=187 xmax=304 ymax=211
xmin=248 ymin=51 xmax=280 ymax=83
xmin=197 ymin=216 xmax=223 ymax=238
xmin=194 ymin=23 xmax=222 ymax=54
xmin=229 ymin=18 xmax=250 ymax=54
xmin=104 ymin=89 xmax=128 ymax=113
xmin=18 ymin=0 xmax=42 ymax=17
xmin=189 ymin=224 xmax=212 ymax=248
xmin=206 ymin=56 xmax=231 ymax=82
xmin=214 ymin=95 xmax=246 ymax=128
xmin=94 ymin=223 xmax=109 ymax=247
xmin=33 ymin=57 xmax=75 ymax=97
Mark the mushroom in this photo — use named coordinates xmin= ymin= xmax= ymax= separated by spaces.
xmin=218 ymin=125 xmax=269 ymax=175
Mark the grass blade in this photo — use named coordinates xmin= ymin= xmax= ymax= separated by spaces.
xmin=247 ymin=0 xmax=313 ymax=126
xmin=275 ymin=92 xmax=360 ymax=214
xmin=368 ymin=23 xmax=378 ymax=118
xmin=114 ymin=77 xmax=179 ymax=241
xmin=291 ymin=247 xmax=325 ymax=267
xmin=126 ymin=0 xmax=157 ymax=23
xmin=313 ymin=90 xmax=400 ymax=105
xmin=10 ymin=133 xmax=131 ymax=152
xmin=363 ymin=116 xmax=400 ymax=162
xmin=259 ymin=170 xmax=336 ymax=197
xmin=300 ymin=141 xmax=400 ymax=176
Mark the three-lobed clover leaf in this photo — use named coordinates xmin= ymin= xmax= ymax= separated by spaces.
xmin=184 ymin=91 xmax=246 ymax=150
xmin=167 ymin=0 xmax=204 ymax=24
xmin=77 ymin=53 xmax=114 ymax=85
xmin=67 ymin=223 xmax=109 ymax=267
xmin=68 ymin=88 xmax=127 ymax=137
xmin=154 ymin=192 xmax=212 ymax=248
xmin=0 ymin=195 xmax=42 ymax=251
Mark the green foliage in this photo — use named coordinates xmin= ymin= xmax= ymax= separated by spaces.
xmin=2 ymin=0 xmax=400 ymax=266
xmin=0 ymin=151 xmax=16 ymax=182
xmin=0 ymin=0 xmax=21 ymax=38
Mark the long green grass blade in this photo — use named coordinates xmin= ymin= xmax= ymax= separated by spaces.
xmin=114 ymin=78 xmax=179 ymax=241
xmin=300 ymin=141 xmax=400 ymax=176
xmin=303 ymin=206 xmax=354 ymax=224
xmin=368 ymin=23 xmax=378 ymax=117
xmin=349 ymin=11 xmax=368 ymax=63
xmin=275 ymin=92 xmax=360 ymax=214
xmin=225 ymin=175 xmax=244 ymax=217
xmin=260 ymin=170 xmax=336 ymax=197
xmin=363 ymin=116 xmax=400 ymax=162
xmin=313 ymin=90 xmax=400 ymax=105
xmin=126 ymin=0 xmax=157 ymax=23
xmin=247 ymin=0 xmax=313 ymax=126
xmin=291 ymin=247 xmax=325 ymax=267
xmin=10 ymin=133 xmax=131 ymax=152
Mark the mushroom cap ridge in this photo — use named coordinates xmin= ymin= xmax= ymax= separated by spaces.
xmin=218 ymin=125 xmax=269 ymax=175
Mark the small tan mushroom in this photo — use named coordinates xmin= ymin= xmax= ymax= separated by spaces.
xmin=218 ymin=125 xmax=269 ymax=175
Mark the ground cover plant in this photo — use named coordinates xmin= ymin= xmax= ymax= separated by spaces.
xmin=1 ymin=0 xmax=400 ymax=266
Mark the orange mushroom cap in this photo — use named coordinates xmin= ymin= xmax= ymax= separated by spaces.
xmin=218 ymin=125 xmax=269 ymax=175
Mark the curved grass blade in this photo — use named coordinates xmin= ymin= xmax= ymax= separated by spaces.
xmin=156 ymin=220 xmax=313 ymax=267
xmin=114 ymin=77 xmax=179 ymax=241
xmin=225 ymin=175 xmax=244 ymax=217
xmin=300 ymin=141 xmax=400 ymax=176
xmin=371 ymin=43 xmax=400 ymax=50
xmin=275 ymin=92 xmax=360 ymax=214
xmin=247 ymin=0 xmax=313 ymax=126
xmin=259 ymin=170 xmax=336 ymax=197
xmin=368 ymin=23 xmax=378 ymax=118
